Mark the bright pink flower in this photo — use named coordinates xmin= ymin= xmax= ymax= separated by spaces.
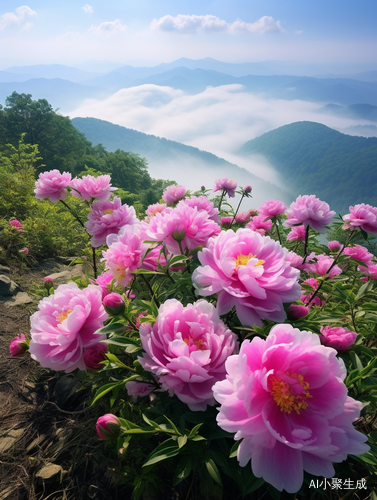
xmin=192 ymin=229 xmax=301 ymax=327
xmin=70 ymin=174 xmax=117 ymax=202
xmin=9 ymin=219 xmax=23 ymax=232
xmin=328 ymin=240 xmax=343 ymax=251
xmin=34 ymin=169 xmax=72 ymax=202
xmin=162 ymin=184 xmax=186 ymax=204
xmin=85 ymin=197 xmax=137 ymax=247
xmin=258 ymin=199 xmax=286 ymax=219
xmin=9 ymin=334 xmax=28 ymax=357
xmin=305 ymin=254 xmax=342 ymax=278
xmin=178 ymin=196 xmax=219 ymax=223
xmin=146 ymin=204 xmax=220 ymax=255
xmin=287 ymin=225 xmax=306 ymax=242
xmin=213 ymin=324 xmax=369 ymax=493
xmin=300 ymin=278 xmax=324 ymax=308
xmin=246 ymin=215 xmax=273 ymax=235
xmin=343 ymin=203 xmax=377 ymax=233
xmin=358 ymin=263 xmax=377 ymax=280
xmin=286 ymin=251 xmax=315 ymax=271
xmin=221 ymin=216 xmax=233 ymax=227
xmin=320 ymin=326 xmax=357 ymax=351
xmin=19 ymin=247 xmax=29 ymax=255
xmin=287 ymin=304 xmax=309 ymax=320
xmin=284 ymin=195 xmax=335 ymax=233
xmin=103 ymin=292 xmax=125 ymax=316
xmin=125 ymin=380 xmax=155 ymax=401
xmin=213 ymin=177 xmax=237 ymax=198
xmin=96 ymin=414 xmax=120 ymax=439
xmin=83 ymin=343 xmax=108 ymax=369
xmin=29 ymin=283 xmax=108 ymax=373
xmin=138 ymin=299 xmax=238 ymax=411
xmin=344 ymin=245 xmax=373 ymax=265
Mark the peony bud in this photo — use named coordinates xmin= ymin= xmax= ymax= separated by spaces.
xmin=320 ymin=326 xmax=357 ymax=351
xmin=96 ymin=414 xmax=120 ymax=439
xmin=83 ymin=343 xmax=108 ymax=370
xmin=287 ymin=304 xmax=309 ymax=320
xmin=44 ymin=276 xmax=54 ymax=290
xmin=244 ymin=185 xmax=252 ymax=194
xmin=9 ymin=334 xmax=28 ymax=357
xmin=172 ymin=229 xmax=186 ymax=243
xmin=103 ymin=292 xmax=125 ymax=316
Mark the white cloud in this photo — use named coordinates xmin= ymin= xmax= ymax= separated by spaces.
xmin=88 ymin=19 xmax=126 ymax=37
xmin=150 ymin=14 xmax=283 ymax=34
xmin=82 ymin=4 xmax=94 ymax=14
xmin=295 ymin=30 xmax=303 ymax=35
xmin=0 ymin=5 xmax=37 ymax=30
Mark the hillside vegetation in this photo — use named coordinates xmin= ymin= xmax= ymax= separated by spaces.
xmin=239 ymin=121 xmax=377 ymax=213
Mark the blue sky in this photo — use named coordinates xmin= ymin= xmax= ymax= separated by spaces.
xmin=1 ymin=1 xmax=377 ymax=69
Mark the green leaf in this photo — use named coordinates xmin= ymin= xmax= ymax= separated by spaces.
xmin=173 ymin=456 xmax=193 ymax=486
xmin=91 ymin=381 xmax=121 ymax=405
xmin=355 ymin=281 xmax=374 ymax=302
xmin=229 ymin=440 xmax=241 ymax=459
xmin=204 ymin=457 xmax=222 ymax=487
xmin=188 ymin=423 xmax=203 ymax=439
xmin=143 ymin=439 xmax=180 ymax=467
xmin=95 ymin=322 xmax=129 ymax=335
xmin=177 ymin=435 xmax=187 ymax=449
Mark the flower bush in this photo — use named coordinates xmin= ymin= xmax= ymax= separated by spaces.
xmin=13 ymin=171 xmax=377 ymax=498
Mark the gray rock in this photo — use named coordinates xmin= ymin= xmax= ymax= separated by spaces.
xmin=46 ymin=264 xmax=84 ymax=286
xmin=0 ymin=428 xmax=25 ymax=452
xmin=0 ymin=275 xmax=20 ymax=297
xmin=36 ymin=464 xmax=63 ymax=483
xmin=0 ymin=265 xmax=10 ymax=274
xmin=3 ymin=291 xmax=33 ymax=307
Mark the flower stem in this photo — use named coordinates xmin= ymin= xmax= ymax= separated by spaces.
xmin=230 ymin=194 xmax=245 ymax=227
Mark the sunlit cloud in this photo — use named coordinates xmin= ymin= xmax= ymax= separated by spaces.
xmin=150 ymin=14 xmax=284 ymax=35
xmin=82 ymin=4 xmax=94 ymax=15
xmin=88 ymin=19 xmax=126 ymax=37
xmin=0 ymin=5 xmax=37 ymax=30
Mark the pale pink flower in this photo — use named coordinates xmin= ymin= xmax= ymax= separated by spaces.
xmin=287 ymin=225 xmax=306 ymax=242
xmin=344 ymin=245 xmax=373 ymax=265
xmin=29 ymin=283 xmax=108 ymax=373
xmin=34 ymin=169 xmax=72 ymax=202
xmin=83 ymin=343 xmax=108 ymax=370
xmin=126 ymin=380 xmax=155 ymax=401
xmin=162 ymin=184 xmax=186 ymax=204
xmin=213 ymin=177 xmax=237 ymax=198
xmin=96 ymin=414 xmax=120 ymax=440
xmin=9 ymin=334 xmax=27 ymax=357
xmin=320 ymin=325 xmax=357 ymax=351
xmin=358 ymin=263 xmax=377 ymax=280
xmin=246 ymin=215 xmax=273 ymax=236
xmin=146 ymin=204 xmax=220 ymax=255
xmin=284 ymin=195 xmax=335 ymax=233
xmin=145 ymin=203 xmax=167 ymax=219
xmin=235 ymin=211 xmax=253 ymax=224
xmin=138 ymin=299 xmax=238 ymax=411
xmin=85 ymin=197 xmax=137 ymax=247
xmin=70 ymin=174 xmax=117 ymax=202
xmin=328 ymin=240 xmax=343 ymax=251
xmin=258 ymin=199 xmax=286 ymax=219
xmin=343 ymin=203 xmax=377 ymax=233
xmin=93 ymin=271 xmax=113 ymax=298
xmin=192 ymin=229 xmax=301 ymax=327
xmin=213 ymin=324 xmax=369 ymax=493
xmin=177 ymin=196 xmax=219 ymax=223
xmin=9 ymin=219 xmax=23 ymax=232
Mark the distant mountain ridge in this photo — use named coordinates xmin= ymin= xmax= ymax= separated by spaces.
xmin=239 ymin=121 xmax=377 ymax=213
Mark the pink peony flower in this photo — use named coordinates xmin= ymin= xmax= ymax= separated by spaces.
xmin=305 ymin=254 xmax=342 ymax=278
xmin=177 ymin=196 xmax=219 ymax=223
xmin=96 ymin=414 xmax=120 ymax=440
xmin=9 ymin=219 xmax=23 ymax=232
xmin=34 ymin=169 xmax=72 ymax=202
xmin=9 ymin=334 xmax=28 ymax=357
xmin=103 ymin=292 xmax=125 ymax=316
xmin=93 ymin=270 xmax=113 ymax=298
xmin=83 ymin=343 xmax=108 ymax=369
xmin=146 ymin=204 xmax=220 ymax=255
xmin=19 ymin=247 xmax=29 ymax=255
xmin=70 ymin=174 xmax=117 ymax=202
xmin=320 ymin=325 xmax=357 ymax=351
xmin=213 ymin=324 xmax=369 ymax=493
xmin=284 ymin=195 xmax=335 ymax=233
xmin=328 ymin=240 xmax=343 ymax=251
xmin=162 ymin=184 xmax=186 ymax=204
xmin=287 ymin=304 xmax=309 ymax=320
xmin=235 ymin=211 xmax=253 ymax=224
xmin=138 ymin=299 xmax=238 ymax=411
xmin=285 ymin=251 xmax=315 ymax=271
xmin=192 ymin=229 xmax=301 ymax=327
xmin=221 ymin=216 xmax=233 ymax=227
xmin=344 ymin=245 xmax=373 ymax=265
xmin=358 ymin=263 xmax=377 ymax=280
xmin=213 ymin=177 xmax=237 ymax=198
xmin=287 ymin=225 xmax=306 ymax=242
xmin=343 ymin=203 xmax=377 ymax=233
xmin=300 ymin=278 xmax=323 ymax=308
xmin=126 ymin=380 xmax=155 ymax=401
xmin=29 ymin=283 xmax=108 ymax=373
xmin=246 ymin=215 xmax=273 ymax=236
xmin=145 ymin=203 xmax=167 ymax=220
xmin=85 ymin=197 xmax=137 ymax=247
xmin=258 ymin=199 xmax=287 ymax=219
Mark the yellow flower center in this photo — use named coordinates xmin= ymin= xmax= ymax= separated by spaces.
xmin=270 ymin=372 xmax=312 ymax=415
xmin=56 ymin=309 xmax=73 ymax=323
xmin=113 ymin=266 xmax=127 ymax=282
xmin=183 ymin=337 xmax=204 ymax=350
xmin=103 ymin=209 xmax=113 ymax=215
xmin=236 ymin=254 xmax=265 ymax=267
